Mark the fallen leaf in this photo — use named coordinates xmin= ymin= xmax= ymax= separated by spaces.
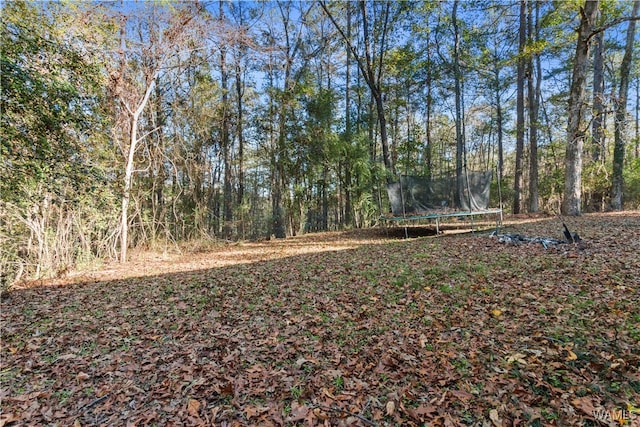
xmin=491 ymin=309 xmax=503 ymax=317
xmin=286 ymin=401 xmax=309 ymax=422
xmin=0 ymin=413 xmax=20 ymax=427
xmin=244 ymin=405 xmax=269 ymax=419
xmin=571 ymin=397 xmax=597 ymax=416
xmin=186 ymin=398 xmax=200 ymax=417
xmin=506 ymin=353 xmax=527 ymax=365
xmin=218 ymin=382 xmax=233 ymax=396
xmin=386 ymin=400 xmax=396 ymax=416
xmin=313 ymin=407 xmax=330 ymax=420
xmin=76 ymin=372 xmax=90 ymax=381
xmin=209 ymin=406 xmax=221 ymax=422
xmin=295 ymin=357 xmax=316 ymax=368
xmin=58 ymin=353 xmax=77 ymax=361
xmin=419 ymin=334 xmax=429 ymax=348
xmin=322 ymin=387 xmax=336 ymax=400
xmin=565 ymin=349 xmax=577 ymax=361
xmin=412 ymin=404 xmax=437 ymax=418
xmin=450 ymin=389 xmax=473 ymax=401
xmin=489 ymin=408 xmax=502 ymax=427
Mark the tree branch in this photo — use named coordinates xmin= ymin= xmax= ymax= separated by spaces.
xmin=587 ymin=15 xmax=640 ymax=42
xmin=317 ymin=1 xmax=376 ymax=94
xmin=376 ymin=1 xmax=391 ymax=85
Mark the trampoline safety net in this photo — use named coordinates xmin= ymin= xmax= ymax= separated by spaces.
xmin=386 ymin=171 xmax=493 ymax=216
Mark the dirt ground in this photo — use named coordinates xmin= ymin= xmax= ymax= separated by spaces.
xmin=13 ymin=211 xmax=559 ymax=290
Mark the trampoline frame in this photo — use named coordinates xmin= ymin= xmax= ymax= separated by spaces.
xmin=379 ymin=208 xmax=503 ymax=235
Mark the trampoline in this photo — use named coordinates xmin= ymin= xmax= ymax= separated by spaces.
xmin=380 ymin=171 xmax=503 ymax=234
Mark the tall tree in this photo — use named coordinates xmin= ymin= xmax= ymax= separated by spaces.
xmin=591 ymin=26 xmax=605 ymax=162
xmin=265 ymin=1 xmax=312 ymax=238
xmin=611 ymin=0 xmax=640 ymax=210
xmin=636 ymin=76 xmax=640 ymax=159
xmin=107 ymin=3 xmax=202 ymax=261
xmin=587 ymin=13 xmax=606 ymax=212
xmin=513 ymin=0 xmax=526 ymax=214
xmin=343 ymin=2 xmax=353 ymax=226
xmin=528 ymin=0 xmax=541 ymax=212
xmin=563 ymin=0 xmax=599 ymax=216
xmin=319 ymin=1 xmax=395 ymax=180
xmin=452 ymin=0 xmax=467 ymax=208
xmin=219 ymin=1 xmax=233 ymax=237
xmin=492 ymin=40 xmax=506 ymax=184
xmin=424 ymin=25 xmax=434 ymax=181
xmin=230 ymin=3 xmax=249 ymax=211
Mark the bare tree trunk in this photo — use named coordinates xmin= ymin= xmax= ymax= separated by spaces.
xmin=636 ymin=78 xmax=639 ymax=159
xmin=344 ymin=3 xmax=353 ymax=227
xmin=514 ymin=0 xmax=526 ymax=214
xmin=236 ymin=66 xmax=244 ymax=204
xmin=120 ymin=78 xmax=157 ymax=262
xmin=588 ymin=24 xmax=606 ymax=212
xmin=220 ymin=2 xmax=233 ymax=238
xmin=111 ymin=4 xmax=200 ymax=259
xmin=591 ymin=28 xmax=605 ymax=162
xmin=368 ymin=94 xmax=381 ymax=214
xmin=563 ymin=0 xmax=599 ymax=216
xmin=611 ymin=0 xmax=639 ymax=210
xmin=267 ymin=42 xmax=286 ymax=239
xmin=493 ymin=54 xmax=504 ymax=183
xmin=425 ymin=28 xmax=433 ymax=181
xmin=322 ymin=164 xmax=329 ymax=230
xmin=271 ymin=4 xmax=289 ymax=239
xmin=272 ymin=167 xmax=286 ymax=239
xmin=452 ymin=0 xmax=466 ymax=208
xmin=235 ymin=61 xmax=245 ymax=238
xmin=232 ymin=3 xmax=247 ymax=237
xmin=528 ymin=0 xmax=540 ymax=213
xmin=361 ymin=1 xmax=392 ymax=178
xmin=150 ymin=83 xmax=167 ymax=241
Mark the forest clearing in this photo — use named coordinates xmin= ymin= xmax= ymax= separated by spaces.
xmin=3 ymin=1 xmax=640 ymax=288
xmin=2 ymin=212 xmax=639 ymax=426
xmin=2 ymin=1 xmax=640 ymax=425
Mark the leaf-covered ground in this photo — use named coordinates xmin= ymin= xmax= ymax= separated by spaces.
xmin=2 ymin=212 xmax=639 ymax=426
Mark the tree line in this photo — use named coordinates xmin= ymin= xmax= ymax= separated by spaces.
xmin=1 ymin=0 xmax=639 ymax=285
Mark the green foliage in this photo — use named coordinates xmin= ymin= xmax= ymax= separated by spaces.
xmin=0 ymin=1 xmax=117 ymax=287
xmin=1 ymin=1 xmax=108 ymax=205
xmin=624 ymin=157 xmax=640 ymax=209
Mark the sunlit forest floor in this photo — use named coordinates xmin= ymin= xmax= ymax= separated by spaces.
xmin=2 ymin=212 xmax=639 ymax=426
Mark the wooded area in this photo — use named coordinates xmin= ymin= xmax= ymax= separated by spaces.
xmin=1 ymin=0 xmax=640 ymax=284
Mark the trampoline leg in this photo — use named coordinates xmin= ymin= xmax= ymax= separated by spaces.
xmin=436 ymin=218 xmax=440 ymax=235
xmin=494 ymin=210 xmax=503 ymax=232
